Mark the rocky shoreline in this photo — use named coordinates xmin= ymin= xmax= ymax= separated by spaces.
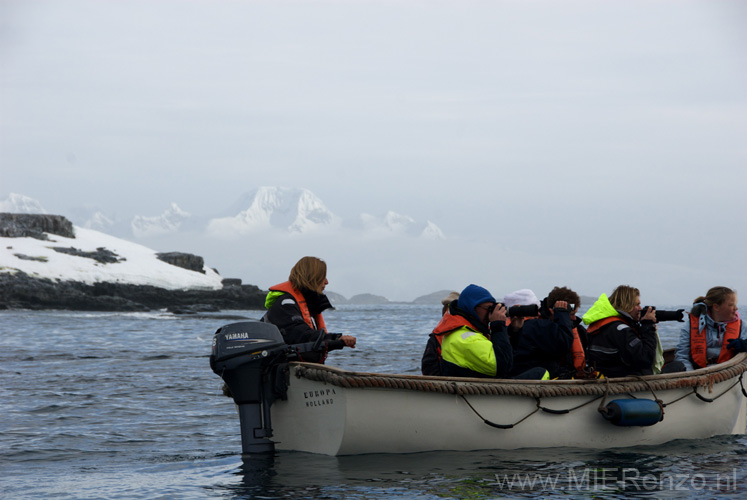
xmin=0 ymin=271 xmax=266 ymax=312
xmin=0 ymin=213 xmax=266 ymax=312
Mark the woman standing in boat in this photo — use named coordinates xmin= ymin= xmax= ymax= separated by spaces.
xmin=674 ymin=286 xmax=747 ymax=371
xmin=262 ymin=256 xmax=356 ymax=363
xmin=583 ymin=285 xmax=658 ymax=378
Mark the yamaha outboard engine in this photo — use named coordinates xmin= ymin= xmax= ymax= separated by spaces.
xmin=210 ymin=321 xmax=291 ymax=454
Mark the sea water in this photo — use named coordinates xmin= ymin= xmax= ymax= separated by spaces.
xmin=1 ymin=305 xmax=746 ymax=499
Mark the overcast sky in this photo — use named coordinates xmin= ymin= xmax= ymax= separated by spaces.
xmin=2 ymin=0 xmax=746 ymax=304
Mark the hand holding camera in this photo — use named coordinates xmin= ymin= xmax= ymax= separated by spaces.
xmin=640 ymin=306 xmax=685 ymax=323
xmin=553 ymin=300 xmax=569 ymax=311
xmin=488 ymin=303 xmax=508 ymax=323
xmin=641 ymin=306 xmax=657 ymax=322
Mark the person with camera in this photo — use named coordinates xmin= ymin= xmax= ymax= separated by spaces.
xmin=421 ymin=291 xmax=460 ymax=375
xmin=506 ymin=287 xmax=580 ymax=379
xmin=261 ymin=256 xmax=356 ymax=364
xmin=425 ymin=284 xmax=547 ymax=379
xmin=674 ymin=286 xmax=747 ymax=371
xmin=582 ymin=285 xmax=658 ymax=378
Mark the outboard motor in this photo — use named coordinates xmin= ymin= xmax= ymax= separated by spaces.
xmin=210 ymin=320 xmax=345 ymax=454
xmin=210 ymin=321 xmax=291 ymax=454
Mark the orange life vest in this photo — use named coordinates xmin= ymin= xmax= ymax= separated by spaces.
xmin=433 ymin=312 xmax=479 ymax=335
xmin=688 ymin=314 xmax=741 ymax=369
xmin=428 ymin=313 xmax=479 ymax=353
xmin=269 ymin=281 xmax=327 ymax=332
xmin=586 ymin=315 xmax=625 ymax=335
xmin=571 ymin=327 xmax=585 ymax=372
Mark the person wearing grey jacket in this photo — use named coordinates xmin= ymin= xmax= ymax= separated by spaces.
xmin=675 ymin=286 xmax=747 ymax=371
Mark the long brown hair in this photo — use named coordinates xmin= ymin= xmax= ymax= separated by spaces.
xmin=289 ymin=256 xmax=327 ymax=292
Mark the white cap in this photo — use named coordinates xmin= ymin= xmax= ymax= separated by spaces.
xmin=503 ymin=289 xmax=541 ymax=308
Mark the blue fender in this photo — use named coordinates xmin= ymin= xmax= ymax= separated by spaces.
xmin=601 ymin=399 xmax=663 ymax=427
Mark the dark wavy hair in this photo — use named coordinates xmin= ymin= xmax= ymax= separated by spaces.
xmin=547 ymin=286 xmax=580 ymax=310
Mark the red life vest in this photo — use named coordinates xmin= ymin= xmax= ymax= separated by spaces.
xmin=689 ymin=314 xmax=741 ymax=369
xmin=269 ymin=281 xmax=327 ymax=332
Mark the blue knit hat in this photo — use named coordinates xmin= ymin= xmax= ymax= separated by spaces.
xmin=457 ymin=284 xmax=497 ymax=319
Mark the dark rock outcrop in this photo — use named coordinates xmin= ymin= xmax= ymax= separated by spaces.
xmin=14 ymin=254 xmax=48 ymax=262
xmin=0 ymin=213 xmax=75 ymax=240
xmin=156 ymin=252 xmax=205 ymax=273
xmin=0 ymin=271 xmax=266 ymax=312
xmin=52 ymin=246 xmax=124 ymax=264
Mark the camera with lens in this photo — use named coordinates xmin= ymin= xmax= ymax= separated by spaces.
xmin=490 ymin=303 xmax=540 ymax=318
xmin=641 ymin=306 xmax=685 ymax=323
xmin=538 ymin=297 xmax=576 ymax=317
xmin=509 ymin=304 xmax=540 ymax=318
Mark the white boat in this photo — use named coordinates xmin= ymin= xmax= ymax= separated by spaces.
xmin=211 ymin=321 xmax=747 ymax=456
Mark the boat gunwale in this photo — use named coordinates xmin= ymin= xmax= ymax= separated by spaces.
xmin=291 ymin=353 xmax=747 ymax=398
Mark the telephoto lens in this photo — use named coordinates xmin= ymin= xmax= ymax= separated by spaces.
xmin=655 ymin=309 xmax=685 ymax=322
xmin=642 ymin=307 xmax=685 ymax=323
xmin=507 ymin=304 xmax=539 ymax=318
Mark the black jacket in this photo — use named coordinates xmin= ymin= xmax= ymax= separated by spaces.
xmin=586 ymin=315 xmax=657 ymax=378
xmin=509 ymin=308 xmax=574 ymax=379
xmin=261 ymin=289 xmax=338 ymax=363
xmin=421 ymin=334 xmax=442 ymax=376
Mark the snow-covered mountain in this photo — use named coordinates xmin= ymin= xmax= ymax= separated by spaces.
xmin=1 ymin=195 xmax=127 ymax=235
xmin=131 ymin=202 xmax=191 ymax=238
xmin=421 ymin=221 xmax=446 ymax=240
xmin=83 ymin=211 xmax=116 ymax=232
xmin=207 ymin=187 xmax=340 ymax=237
xmin=0 ymin=193 xmax=48 ymax=214
xmin=1 ymin=189 xmax=445 ymax=240
xmin=358 ymin=211 xmax=445 ymax=240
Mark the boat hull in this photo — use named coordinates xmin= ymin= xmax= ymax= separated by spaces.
xmin=271 ymin=356 xmax=747 ymax=456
